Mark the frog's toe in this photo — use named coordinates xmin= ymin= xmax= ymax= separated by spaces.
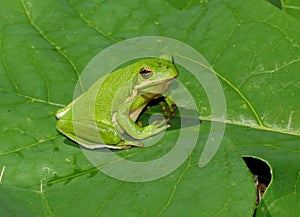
xmin=152 ymin=119 xmax=167 ymax=128
xmin=121 ymin=141 xmax=144 ymax=148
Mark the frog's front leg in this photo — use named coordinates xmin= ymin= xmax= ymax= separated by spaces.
xmin=165 ymin=95 xmax=177 ymax=114
xmin=115 ymin=99 xmax=170 ymax=139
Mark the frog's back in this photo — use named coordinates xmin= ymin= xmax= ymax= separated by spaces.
xmin=94 ymin=67 xmax=135 ymax=122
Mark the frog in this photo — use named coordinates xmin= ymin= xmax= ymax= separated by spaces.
xmin=56 ymin=55 xmax=178 ymax=149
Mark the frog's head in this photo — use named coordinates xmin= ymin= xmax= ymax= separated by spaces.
xmin=133 ymin=55 xmax=179 ymax=95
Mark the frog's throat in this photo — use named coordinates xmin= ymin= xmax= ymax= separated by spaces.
xmin=125 ymin=77 xmax=174 ymax=104
xmin=135 ymin=77 xmax=175 ymax=90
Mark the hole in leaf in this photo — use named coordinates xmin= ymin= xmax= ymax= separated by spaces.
xmin=243 ymin=156 xmax=272 ymax=209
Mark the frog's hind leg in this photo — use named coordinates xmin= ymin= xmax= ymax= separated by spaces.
xmin=79 ymin=141 xmax=125 ymax=150
xmin=159 ymin=95 xmax=177 ymax=117
xmin=79 ymin=140 xmax=144 ymax=150
xmin=63 ymin=133 xmax=124 ymax=150
xmin=61 ymin=131 xmax=143 ymax=150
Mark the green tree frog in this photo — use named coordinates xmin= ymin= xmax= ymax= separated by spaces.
xmin=56 ymin=56 xmax=178 ymax=149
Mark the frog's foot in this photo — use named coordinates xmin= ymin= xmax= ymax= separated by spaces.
xmin=116 ymin=140 xmax=144 ymax=149
xmin=141 ymin=118 xmax=170 ymax=137
xmin=164 ymin=96 xmax=177 ymax=116
xmin=151 ymin=118 xmax=169 ymax=128
xmin=121 ymin=118 xmax=170 ymax=140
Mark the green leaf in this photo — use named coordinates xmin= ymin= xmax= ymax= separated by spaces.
xmin=281 ymin=0 xmax=300 ymax=20
xmin=1 ymin=0 xmax=299 ymax=216
xmin=265 ymin=0 xmax=282 ymax=9
xmin=266 ymin=0 xmax=300 ymax=21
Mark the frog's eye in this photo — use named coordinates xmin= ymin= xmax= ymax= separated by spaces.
xmin=139 ymin=68 xmax=153 ymax=79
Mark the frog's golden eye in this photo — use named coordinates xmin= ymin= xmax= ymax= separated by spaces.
xmin=139 ymin=68 xmax=153 ymax=79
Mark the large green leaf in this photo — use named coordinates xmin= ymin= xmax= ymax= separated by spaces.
xmin=1 ymin=0 xmax=299 ymax=216
xmin=266 ymin=0 xmax=300 ymax=20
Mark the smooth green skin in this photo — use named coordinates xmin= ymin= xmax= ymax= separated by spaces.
xmin=56 ymin=57 xmax=178 ymax=149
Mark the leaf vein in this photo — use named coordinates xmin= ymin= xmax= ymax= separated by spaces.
xmin=0 ymin=135 xmax=59 ymax=156
xmin=38 ymin=181 xmax=55 ymax=217
xmin=213 ymin=70 xmax=264 ymax=127
xmin=31 ymin=56 xmax=51 ymax=103
xmin=256 ymin=20 xmax=300 ymax=52
xmin=68 ymin=0 xmax=119 ymax=43
xmin=96 ymin=182 xmax=123 ymax=215
xmin=20 ymin=0 xmax=84 ymax=91
xmin=0 ymin=87 xmax=65 ymax=107
xmin=0 ymin=41 xmax=19 ymax=93
xmin=157 ymin=156 xmax=192 ymax=217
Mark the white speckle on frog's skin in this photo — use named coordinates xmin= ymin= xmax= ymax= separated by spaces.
xmin=0 ymin=166 xmax=6 ymax=184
